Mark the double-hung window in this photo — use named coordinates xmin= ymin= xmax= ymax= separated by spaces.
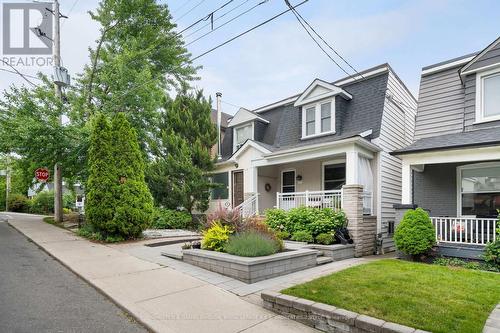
xmin=458 ymin=163 xmax=500 ymax=218
xmin=476 ymin=69 xmax=500 ymax=123
xmin=210 ymin=172 xmax=229 ymax=200
xmin=302 ymin=99 xmax=335 ymax=138
xmin=233 ymin=123 xmax=253 ymax=152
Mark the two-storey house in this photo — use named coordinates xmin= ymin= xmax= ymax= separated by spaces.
xmin=209 ymin=63 xmax=417 ymax=253
xmin=393 ymin=37 xmax=500 ymax=257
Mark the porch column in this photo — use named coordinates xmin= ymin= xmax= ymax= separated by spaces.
xmin=248 ymin=166 xmax=259 ymax=213
xmin=401 ymin=160 xmax=412 ymax=204
xmin=345 ymin=150 xmax=359 ymax=184
xmin=343 ymin=184 xmax=376 ymax=257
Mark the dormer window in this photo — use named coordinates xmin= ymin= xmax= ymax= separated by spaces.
xmin=233 ymin=123 xmax=253 ymax=152
xmin=293 ymin=79 xmax=351 ymax=140
xmin=301 ymin=99 xmax=335 ymax=139
xmin=475 ymin=68 xmax=500 ymax=123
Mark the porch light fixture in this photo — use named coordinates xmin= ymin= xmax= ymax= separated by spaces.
xmin=234 ymin=163 xmax=238 ymax=168
xmin=296 ymin=175 xmax=303 ymax=181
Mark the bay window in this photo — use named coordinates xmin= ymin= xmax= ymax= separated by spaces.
xmin=458 ymin=163 xmax=500 ymax=218
xmin=302 ymin=99 xmax=335 ymax=138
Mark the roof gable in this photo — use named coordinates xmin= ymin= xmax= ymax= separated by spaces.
xmin=294 ymin=79 xmax=352 ymax=107
xmin=227 ymin=108 xmax=269 ymax=128
xmin=461 ymin=36 xmax=500 ymax=75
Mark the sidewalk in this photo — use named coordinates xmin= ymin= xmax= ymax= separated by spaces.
xmin=5 ymin=213 xmax=317 ymax=333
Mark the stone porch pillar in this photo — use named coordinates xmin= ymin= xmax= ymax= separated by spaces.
xmin=343 ymin=184 xmax=375 ymax=257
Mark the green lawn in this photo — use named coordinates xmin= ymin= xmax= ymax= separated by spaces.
xmin=282 ymin=259 xmax=500 ymax=333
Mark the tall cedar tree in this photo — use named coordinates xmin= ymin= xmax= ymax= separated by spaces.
xmin=111 ymin=113 xmax=154 ymax=237
xmin=148 ymin=91 xmax=217 ymax=213
xmin=86 ymin=114 xmax=116 ymax=233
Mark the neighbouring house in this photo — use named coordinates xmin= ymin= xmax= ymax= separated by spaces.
xmin=393 ymin=37 xmax=500 ymax=259
xmin=208 ymin=63 xmax=417 ymax=254
xmin=210 ymin=109 xmax=232 ymax=158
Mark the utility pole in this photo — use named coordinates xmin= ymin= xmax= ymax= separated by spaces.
xmin=5 ymin=156 xmax=10 ymax=211
xmin=53 ymin=0 xmax=63 ymax=223
xmin=216 ymin=92 xmax=222 ymax=160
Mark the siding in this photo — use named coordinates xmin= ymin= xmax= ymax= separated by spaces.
xmin=466 ymin=41 xmax=500 ymax=72
xmin=378 ymin=71 xmax=417 ymax=251
xmin=414 ymin=66 xmax=465 ymax=140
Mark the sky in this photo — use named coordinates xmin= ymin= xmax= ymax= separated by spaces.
xmin=1 ymin=0 xmax=499 ymax=115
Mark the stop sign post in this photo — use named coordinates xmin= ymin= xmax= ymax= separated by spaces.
xmin=35 ymin=168 xmax=50 ymax=183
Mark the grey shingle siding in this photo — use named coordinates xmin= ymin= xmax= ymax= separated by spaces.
xmin=254 ymin=121 xmax=267 ymax=142
xmin=466 ymin=41 xmax=500 ymax=72
xmin=415 ymin=66 xmax=465 ymax=140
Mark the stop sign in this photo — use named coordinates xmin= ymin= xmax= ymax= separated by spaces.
xmin=35 ymin=168 xmax=50 ymax=182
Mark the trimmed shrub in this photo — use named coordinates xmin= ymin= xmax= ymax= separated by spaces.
xmin=7 ymin=193 xmax=29 ymax=212
xmin=316 ymin=232 xmax=335 ymax=245
xmin=264 ymin=208 xmax=290 ymax=232
xmin=275 ymin=230 xmax=290 ymax=240
xmin=30 ymin=191 xmax=54 ymax=214
xmin=291 ymin=230 xmax=314 ymax=243
xmin=202 ymin=222 xmax=232 ymax=251
xmin=394 ymin=208 xmax=435 ymax=256
xmin=151 ymin=208 xmax=192 ymax=229
xmin=224 ymin=231 xmax=280 ymax=257
xmin=484 ymin=240 xmax=500 ymax=268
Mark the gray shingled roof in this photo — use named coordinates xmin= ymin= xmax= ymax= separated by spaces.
xmin=210 ymin=109 xmax=231 ymax=128
xmin=219 ymin=68 xmax=389 ymax=159
xmin=392 ymin=128 xmax=500 ymax=155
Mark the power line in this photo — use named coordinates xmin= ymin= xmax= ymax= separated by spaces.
xmin=185 ymin=0 xmax=269 ymax=47
xmin=178 ymin=0 xmax=234 ymax=35
xmin=0 ymin=68 xmax=43 ymax=81
xmin=183 ymin=0 xmax=252 ymax=39
xmin=285 ymin=1 xmax=417 ymax=112
xmin=61 ymin=0 xmax=79 ymax=27
xmin=175 ymin=0 xmax=206 ymax=23
xmin=0 ymin=60 xmax=39 ymax=87
xmin=171 ymin=0 xmax=194 ymax=14
xmin=221 ymin=100 xmax=241 ymax=109
xmin=191 ymin=0 xmax=308 ymax=61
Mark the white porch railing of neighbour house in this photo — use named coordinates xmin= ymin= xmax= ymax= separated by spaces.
xmin=431 ymin=217 xmax=497 ymax=245
xmin=276 ymin=190 xmax=342 ymax=211
xmin=235 ymin=193 xmax=259 ymax=218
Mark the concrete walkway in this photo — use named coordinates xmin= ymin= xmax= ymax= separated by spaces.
xmin=484 ymin=304 xmax=500 ymax=333
xmin=4 ymin=213 xmax=317 ymax=333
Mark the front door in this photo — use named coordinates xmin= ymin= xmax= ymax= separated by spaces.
xmin=232 ymin=171 xmax=244 ymax=207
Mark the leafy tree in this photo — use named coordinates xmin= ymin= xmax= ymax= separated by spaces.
xmin=147 ymin=91 xmax=217 ymax=213
xmin=85 ymin=113 xmax=116 ymax=234
xmin=74 ymin=0 xmax=197 ymax=152
xmin=110 ymin=113 xmax=153 ymax=238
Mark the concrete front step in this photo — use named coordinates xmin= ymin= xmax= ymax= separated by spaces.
xmin=161 ymin=251 xmax=183 ymax=260
xmin=316 ymin=250 xmax=324 ymax=257
xmin=316 ymin=256 xmax=334 ymax=265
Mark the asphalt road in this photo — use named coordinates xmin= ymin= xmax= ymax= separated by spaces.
xmin=0 ymin=216 xmax=147 ymax=333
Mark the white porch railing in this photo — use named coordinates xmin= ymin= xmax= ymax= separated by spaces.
xmin=235 ymin=193 xmax=259 ymax=218
xmin=431 ymin=217 xmax=497 ymax=245
xmin=276 ymin=190 xmax=342 ymax=211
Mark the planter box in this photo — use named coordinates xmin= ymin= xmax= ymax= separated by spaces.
xmin=182 ymin=248 xmax=318 ymax=283
xmin=305 ymin=244 xmax=355 ymax=260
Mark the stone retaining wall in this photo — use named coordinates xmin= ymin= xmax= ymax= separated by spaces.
xmin=261 ymin=291 xmax=428 ymax=333
xmin=182 ymin=249 xmax=318 ymax=284
xmin=305 ymin=244 xmax=355 ymax=260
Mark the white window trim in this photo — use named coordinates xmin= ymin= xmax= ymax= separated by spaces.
xmin=280 ymin=169 xmax=296 ymax=193
xmin=301 ymin=98 xmax=335 ymax=139
xmin=321 ymin=159 xmax=346 ymax=190
xmin=474 ymin=67 xmax=500 ymax=124
xmin=233 ymin=122 xmax=254 ymax=153
xmin=456 ymin=161 xmax=500 ymax=217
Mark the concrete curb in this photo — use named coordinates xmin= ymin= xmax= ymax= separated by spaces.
xmin=261 ymin=290 xmax=430 ymax=333
xmin=7 ymin=221 xmax=156 ymax=333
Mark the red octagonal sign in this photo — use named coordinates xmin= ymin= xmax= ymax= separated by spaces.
xmin=35 ymin=168 xmax=50 ymax=182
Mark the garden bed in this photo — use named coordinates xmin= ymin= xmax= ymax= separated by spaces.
xmin=182 ymin=248 xmax=318 ymax=283
xmin=281 ymin=259 xmax=500 ymax=333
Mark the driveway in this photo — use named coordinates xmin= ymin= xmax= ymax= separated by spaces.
xmin=0 ymin=215 xmax=147 ymax=333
